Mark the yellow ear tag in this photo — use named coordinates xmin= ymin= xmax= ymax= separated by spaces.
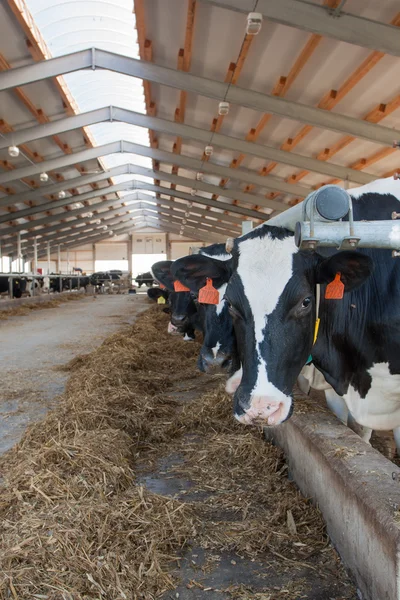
xmin=325 ymin=272 xmax=344 ymax=300
xmin=198 ymin=278 xmax=220 ymax=305
xmin=157 ymin=296 xmax=166 ymax=304
xmin=174 ymin=280 xmax=190 ymax=292
xmin=313 ymin=318 xmax=320 ymax=344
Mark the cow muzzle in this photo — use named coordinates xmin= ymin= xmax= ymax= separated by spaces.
xmin=199 ymin=349 xmax=232 ymax=374
xmin=171 ymin=314 xmax=188 ymax=330
xmin=234 ymin=395 xmax=292 ymax=426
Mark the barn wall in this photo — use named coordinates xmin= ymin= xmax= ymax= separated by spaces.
xmin=168 ymin=234 xmax=207 ymax=260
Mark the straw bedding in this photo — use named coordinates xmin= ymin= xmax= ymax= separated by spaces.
xmin=0 ymin=293 xmax=85 ymax=320
xmin=0 ymin=306 xmax=354 ymax=599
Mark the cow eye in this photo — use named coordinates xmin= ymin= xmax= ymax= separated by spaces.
xmin=301 ymin=297 xmax=312 ymax=309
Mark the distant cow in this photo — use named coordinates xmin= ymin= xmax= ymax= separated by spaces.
xmin=48 ymin=275 xmax=90 ymax=292
xmin=151 ymin=261 xmax=203 ymax=340
xmin=172 ymin=243 xmax=239 ymax=375
xmin=0 ymin=275 xmax=27 ymax=298
xmin=135 ymin=271 xmax=154 ymax=287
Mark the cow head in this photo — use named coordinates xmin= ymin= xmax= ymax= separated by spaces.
xmin=225 ymin=225 xmax=373 ymax=426
xmin=171 ymin=252 xmax=239 ymax=375
xmin=151 ymin=260 xmax=197 ymax=334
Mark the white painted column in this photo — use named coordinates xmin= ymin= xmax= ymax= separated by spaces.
xmin=33 ymin=237 xmax=38 ymax=274
xmin=57 ymin=244 xmax=61 ymax=273
xmin=66 ymin=249 xmax=70 ymax=274
xmin=242 ymin=220 xmax=253 ymax=235
xmin=47 ymin=241 xmax=51 ymax=274
xmin=17 ymin=232 xmax=22 ymax=272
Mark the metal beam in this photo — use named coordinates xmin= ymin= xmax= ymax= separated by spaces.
xmin=0 ymin=165 xmax=129 ymax=207
xmin=0 ymin=181 xmax=267 ymax=236
xmin=0 ymin=50 xmax=396 ymax=147
xmin=135 ymin=186 xmax=268 ymax=220
xmin=0 ymin=108 xmax=376 ymax=188
xmin=3 ymin=212 xmax=143 ymax=255
xmin=140 ymin=208 xmax=237 ymax=237
xmin=0 ymin=194 xmax=141 ymax=237
xmin=136 ymin=196 xmax=245 ymax=226
xmin=200 ymin=0 xmax=400 ymax=57
xmin=0 ymin=164 xmax=278 ymax=222
xmin=145 ymin=216 xmax=222 ymax=244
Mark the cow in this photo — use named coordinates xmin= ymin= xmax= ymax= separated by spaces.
xmin=151 ymin=260 xmax=203 ymax=341
xmin=0 ymin=275 xmax=27 ymax=298
xmin=135 ymin=271 xmax=154 ymax=287
xmin=49 ymin=275 xmax=90 ymax=292
xmin=183 ymin=178 xmax=400 ymax=447
xmin=171 ymin=243 xmax=239 ymax=375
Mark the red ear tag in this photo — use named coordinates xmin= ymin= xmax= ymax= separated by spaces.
xmin=198 ymin=278 xmax=220 ymax=305
xmin=159 ymin=283 xmax=166 ymax=289
xmin=325 ymin=272 xmax=344 ymax=300
xmin=174 ymin=280 xmax=190 ymax=292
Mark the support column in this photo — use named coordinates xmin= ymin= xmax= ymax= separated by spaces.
xmin=17 ymin=232 xmax=22 ymax=272
xmin=33 ymin=237 xmax=38 ymax=274
xmin=0 ymin=239 xmax=2 ymax=273
xmin=57 ymin=244 xmax=61 ymax=273
xmin=128 ymin=234 xmax=133 ymax=285
xmin=66 ymin=249 xmax=70 ymax=274
xmin=47 ymin=241 xmax=51 ymax=274
xmin=92 ymin=243 xmax=96 ymax=273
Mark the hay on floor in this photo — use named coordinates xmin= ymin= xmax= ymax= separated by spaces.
xmin=0 ymin=307 xmax=354 ymax=600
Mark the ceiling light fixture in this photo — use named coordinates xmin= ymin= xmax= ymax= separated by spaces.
xmin=204 ymin=145 xmax=213 ymax=156
xmin=39 ymin=172 xmax=49 ymax=182
xmin=196 ymin=172 xmax=204 ymax=181
xmin=8 ymin=145 xmax=20 ymax=158
xmin=246 ymin=12 xmax=262 ymax=35
xmin=190 ymin=189 xmax=197 ymax=196
xmin=218 ymin=101 xmax=230 ymax=116
xmin=58 ymin=190 xmax=66 ymax=199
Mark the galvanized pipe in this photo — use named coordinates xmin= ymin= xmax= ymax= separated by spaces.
xmin=296 ymin=220 xmax=400 ymax=251
xmin=268 ymin=185 xmax=351 ymax=231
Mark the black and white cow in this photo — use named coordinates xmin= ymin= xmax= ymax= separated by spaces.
xmin=136 ymin=271 xmax=154 ymax=287
xmin=172 ymin=243 xmax=239 ymax=375
xmin=0 ymin=275 xmax=27 ymax=298
xmin=151 ymin=260 xmax=202 ymax=340
xmin=187 ymin=178 xmax=400 ymax=444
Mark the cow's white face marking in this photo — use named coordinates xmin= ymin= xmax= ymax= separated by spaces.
xmin=215 ymin=283 xmax=227 ymax=316
xmin=212 ymin=341 xmax=221 ymax=358
xmin=344 ymin=363 xmax=400 ymax=430
xmin=236 ymin=234 xmax=297 ymax=412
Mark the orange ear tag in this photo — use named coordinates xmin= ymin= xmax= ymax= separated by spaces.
xmin=198 ymin=278 xmax=220 ymax=305
xmin=159 ymin=283 xmax=166 ymax=290
xmin=174 ymin=280 xmax=190 ymax=292
xmin=325 ymin=272 xmax=344 ymax=300
xmin=157 ymin=296 xmax=166 ymax=305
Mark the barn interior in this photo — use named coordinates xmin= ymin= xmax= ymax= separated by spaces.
xmin=1 ymin=1 xmax=400 ymax=599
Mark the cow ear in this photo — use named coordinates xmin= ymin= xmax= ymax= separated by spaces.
xmin=147 ymin=288 xmax=168 ymax=300
xmin=316 ymin=251 xmax=373 ymax=292
xmin=151 ymin=261 xmax=174 ymax=291
xmin=171 ymin=255 xmax=233 ymax=292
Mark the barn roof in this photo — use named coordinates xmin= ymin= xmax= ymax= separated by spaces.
xmin=0 ymin=0 xmax=399 ymax=258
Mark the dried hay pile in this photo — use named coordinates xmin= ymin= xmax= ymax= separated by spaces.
xmin=0 ymin=307 xmax=354 ymax=599
xmin=0 ymin=308 xmax=200 ymax=599
xmin=0 ymin=293 xmax=85 ymax=320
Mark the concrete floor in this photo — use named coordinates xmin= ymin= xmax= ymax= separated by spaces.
xmin=0 ymin=293 xmax=149 ymax=455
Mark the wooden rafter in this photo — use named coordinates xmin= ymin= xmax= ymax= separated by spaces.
xmin=259 ymin=10 xmax=400 ymax=204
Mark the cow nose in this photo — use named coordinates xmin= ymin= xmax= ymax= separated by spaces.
xmin=234 ymin=396 xmax=292 ymax=426
xmin=201 ymin=350 xmax=232 ymax=374
xmin=171 ymin=314 xmax=187 ymax=326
